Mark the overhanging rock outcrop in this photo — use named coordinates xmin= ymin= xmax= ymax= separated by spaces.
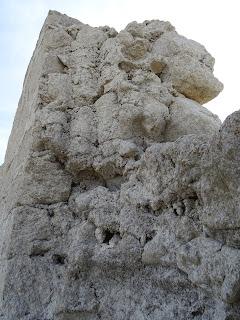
xmin=0 ymin=10 xmax=239 ymax=320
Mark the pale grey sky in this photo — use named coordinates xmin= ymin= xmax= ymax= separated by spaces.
xmin=1 ymin=0 xmax=239 ymax=164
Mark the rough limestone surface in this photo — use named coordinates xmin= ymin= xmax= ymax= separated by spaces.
xmin=1 ymin=10 xmax=240 ymax=320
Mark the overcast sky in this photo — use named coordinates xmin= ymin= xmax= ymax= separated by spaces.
xmin=0 ymin=0 xmax=239 ymax=164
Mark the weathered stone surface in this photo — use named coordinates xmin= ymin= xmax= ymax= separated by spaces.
xmin=1 ymin=10 xmax=240 ymax=320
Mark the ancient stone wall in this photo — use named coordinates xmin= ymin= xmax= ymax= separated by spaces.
xmin=1 ymin=10 xmax=240 ymax=320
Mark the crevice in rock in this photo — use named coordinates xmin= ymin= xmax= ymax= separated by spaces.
xmin=29 ymin=247 xmax=50 ymax=258
xmin=191 ymin=306 xmax=205 ymax=317
xmin=145 ymin=230 xmax=157 ymax=243
xmin=104 ymin=175 xmax=125 ymax=191
xmin=47 ymin=208 xmax=55 ymax=218
xmin=90 ymin=281 xmax=102 ymax=319
xmin=102 ymin=229 xmax=121 ymax=244
xmin=103 ymin=230 xmax=115 ymax=244
xmin=52 ymin=254 xmax=67 ymax=265
xmin=57 ymin=56 xmax=69 ymax=73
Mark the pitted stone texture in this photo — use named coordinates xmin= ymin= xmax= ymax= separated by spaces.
xmin=177 ymin=237 xmax=240 ymax=304
xmin=1 ymin=10 xmax=239 ymax=320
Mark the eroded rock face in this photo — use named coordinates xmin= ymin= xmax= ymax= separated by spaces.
xmin=1 ymin=10 xmax=239 ymax=320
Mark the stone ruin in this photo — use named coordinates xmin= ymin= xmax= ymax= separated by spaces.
xmin=0 ymin=10 xmax=240 ymax=320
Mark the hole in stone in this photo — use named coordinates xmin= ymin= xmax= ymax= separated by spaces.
xmin=47 ymin=209 xmax=54 ymax=218
xmin=144 ymin=203 xmax=152 ymax=212
xmin=181 ymin=202 xmax=186 ymax=215
xmin=134 ymin=154 xmax=140 ymax=161
xmin=52 ymin=254 xmax=66 ymax=265
xmin=191 ymin=307 xmax=204 ymax=317
xmin=173 ymin=208 xmax=178 ymax=216
xmin=145 ymin=230 xmax=157 ymax=243
xmin=103 ymin=230 xmax=120 ymax=244
xmin=94 ymin=139 xmax=99 ymax=147
xmin=103 ymin=230 xmax=115 ymax=244
xmin=30 ymin=247 xmax=50 ymax=258
xmin=127 ymin=73 xmax=133 ymax=80
xmin=169 ymin=157 xmax=176 ymax=168
xmin=149 ymin=32 xmax=162 ymax=41
xmin=189 ymin=192 xmax=199 ymax=201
